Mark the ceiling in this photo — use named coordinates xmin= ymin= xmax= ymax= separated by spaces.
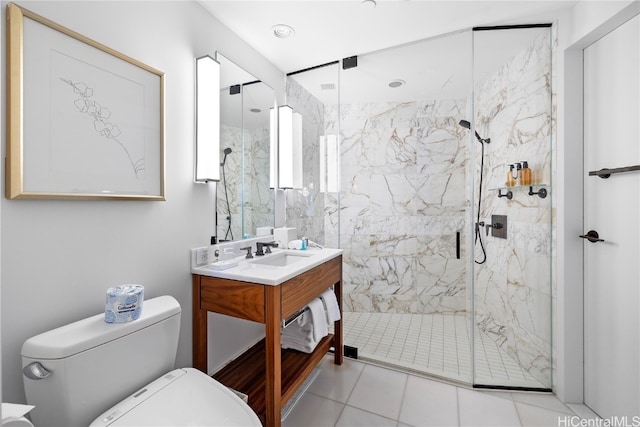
xmin=199 ymin=0 xmax=578 ymax=75
xmin=202 ymin=1 xmax=578 ymax=107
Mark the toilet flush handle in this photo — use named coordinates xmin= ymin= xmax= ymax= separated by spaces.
xmin=23 ymin=362 xmax=52 ymax=380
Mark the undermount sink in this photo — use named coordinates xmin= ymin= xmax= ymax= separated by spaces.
xmin=250 ymin=251 xmax=314 ymax=267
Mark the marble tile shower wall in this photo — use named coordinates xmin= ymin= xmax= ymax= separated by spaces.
xmin=329 ymin=99 xmax=472 ymax=315
xmin=217 ymin=125 xmax=272 ymax=240
xmin=285 ymin=29 xmax=555 ymax=386
xmin=285 ymin=78 xmax=328 ymax=246
xmin=245 ymin=126 xmax=274 ymax=236
xmin=217 ymin=124 xmax=243 ymax=241
xmin=473 ymin=31 xmax=553 ymax=386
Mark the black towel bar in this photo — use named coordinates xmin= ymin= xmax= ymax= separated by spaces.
xmin=589 ymin=165 xmax=640 ymax=179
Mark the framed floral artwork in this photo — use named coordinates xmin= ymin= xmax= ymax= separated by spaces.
xmin=6 ymin=3 xmax=165 ymax=200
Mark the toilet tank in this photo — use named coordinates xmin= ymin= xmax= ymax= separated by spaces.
xmin=22 ymin=295 xmax=181 ymax=427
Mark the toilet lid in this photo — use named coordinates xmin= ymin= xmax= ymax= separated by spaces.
xmin=90 ymin=368 xmax=261 ymax=427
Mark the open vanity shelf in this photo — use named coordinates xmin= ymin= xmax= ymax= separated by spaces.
xmin=192 ymin=254 xmax=343 ymax=427
xmin=212 ymin=334 xmax=334 ymax=424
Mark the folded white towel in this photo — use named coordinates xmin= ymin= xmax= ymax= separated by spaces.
xmin=281 ymin=319 xmax=319 ymax=353
xmin=320 ymin=288 xmax=341 ymax=323
xmin=307 ymin=298 xmax=328 ymax=342
xmin=281 ymin=337 xmax=318 ymax=353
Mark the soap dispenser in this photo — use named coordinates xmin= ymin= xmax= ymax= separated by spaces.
xmin=520 ymin=161 xmax=532 ymax=185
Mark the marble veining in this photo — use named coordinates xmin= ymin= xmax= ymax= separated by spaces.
xmin=217 ymin=125 xmax=273 ymax=241
xmin=284 ymin=29 xmax=555 ymax=388
xmin=473 ymin=30 xmax=553 ymax=386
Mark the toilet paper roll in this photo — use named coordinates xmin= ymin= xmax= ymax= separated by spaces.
xmin=105 ymin=284 xmax=144 ymax=323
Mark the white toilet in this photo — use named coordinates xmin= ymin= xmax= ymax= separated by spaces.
xmin=21 ymin=295 xmax=261 ymax=427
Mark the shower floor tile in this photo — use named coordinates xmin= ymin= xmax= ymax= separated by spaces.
xmin=341 ymin=312 xmax=545 ymax=388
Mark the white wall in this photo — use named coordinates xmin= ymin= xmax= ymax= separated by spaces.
xmin=556 ymin=0 xmax=639 ymax=403
xmin=0 ymin=0 xmax=284 ymax=404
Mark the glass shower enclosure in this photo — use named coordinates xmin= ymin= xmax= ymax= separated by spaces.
xmin=285 ymin=24 xmax=553 ymax=391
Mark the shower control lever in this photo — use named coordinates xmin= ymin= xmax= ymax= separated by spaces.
xmin=486 ymin=215 xmax=508 ymax=239
xmin=485 ymin=222 xmax=503 ymax=236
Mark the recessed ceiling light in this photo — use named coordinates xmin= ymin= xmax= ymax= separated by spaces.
xmin=388 ymin=79 xmax=405 ymax=88
xmin=250 ymin=108 xmax=261 ymax=113
xmin=272 ymin=24 xmax=295 ymax=39
xmin=361 ymin=0 xmax=377 ymax=9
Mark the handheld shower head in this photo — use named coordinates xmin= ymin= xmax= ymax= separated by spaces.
xmin=220 ymin=147 xmax=232 ymax=166
xmin=458 ymin=120 xmax=490 ymax=144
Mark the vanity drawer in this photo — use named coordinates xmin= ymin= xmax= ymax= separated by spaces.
xmin=281 ymin=255 xmax=342 ymax=319
xmin=199 ymin=276 xmax=265 ymax=323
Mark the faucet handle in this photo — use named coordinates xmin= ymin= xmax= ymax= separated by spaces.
xmin=239 ymin=246 xmax=253 ymax=259
xmin=264 ymin=242 xmax=278 ymax=254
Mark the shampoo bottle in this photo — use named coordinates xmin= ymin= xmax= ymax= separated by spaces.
xmin=506 ymin=164 xmax=515 ymax=187
xmin=520 ymin=161 xmax=532 ymax=185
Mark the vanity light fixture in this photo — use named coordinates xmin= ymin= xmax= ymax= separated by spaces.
xmin=269 ymin=107 xmax=278 ymax=188
xmin=277 ymin=105 xmax=303 ymax=189
xmin=195 ymin=55 xmax=221 ymax=182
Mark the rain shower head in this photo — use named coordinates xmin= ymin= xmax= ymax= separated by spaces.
xmin=221 ymin=147 xmax=232 ymax=166
xmin=458 ymin=120 xmax=490 ymax=144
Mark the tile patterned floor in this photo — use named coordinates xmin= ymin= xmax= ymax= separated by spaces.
xmin=283 ymin=355 xmax=595 ymax=427
xmin=342 ymin=312 xmax=545 ymax=388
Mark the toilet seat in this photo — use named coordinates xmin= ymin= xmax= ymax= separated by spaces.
xmin=90 ymin=368 xmax=261 ymax=427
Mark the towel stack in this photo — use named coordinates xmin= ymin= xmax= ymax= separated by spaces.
xmin=281 ymin=288 xmax=341 ymax=354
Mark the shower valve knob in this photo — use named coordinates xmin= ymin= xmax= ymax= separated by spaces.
xmin=485 ymin=222 xmax=503 ymax=236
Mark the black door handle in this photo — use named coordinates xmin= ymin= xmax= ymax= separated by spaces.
xmin=579 ymin=230 xmax=604 ymax=243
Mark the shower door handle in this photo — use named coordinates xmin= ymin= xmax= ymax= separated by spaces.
xmin=579 ymin=230 xmax=604 ymax=243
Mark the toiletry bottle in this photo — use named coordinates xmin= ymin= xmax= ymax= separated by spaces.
xmin=506 ymin=164 xmax=515 ymax=187
xmin=513 ymin=162 xmax=521 ymax=185
xmin=520 ymin=161 xmax=532 ymax=185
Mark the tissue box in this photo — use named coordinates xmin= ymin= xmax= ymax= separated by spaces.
xmin=105 ymin=284 xmax=144 ymax=323
xmin=274 ymin=227 xmax=296 ymax=247
xmin=256 ymin=226 xmax=274 ymax=237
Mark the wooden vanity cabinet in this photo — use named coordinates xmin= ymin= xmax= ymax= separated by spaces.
xmin=192 ymin=255 xmax=343 ymax=427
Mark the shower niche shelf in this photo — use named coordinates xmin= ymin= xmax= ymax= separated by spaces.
xmin=490 ymin=184 xmax=548 ymax=199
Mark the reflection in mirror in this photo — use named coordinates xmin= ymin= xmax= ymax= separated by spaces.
xmin=216 ymin=53 xmax=276 ymax=242
xmin=285 ymin=62 xmax=340 ymax=248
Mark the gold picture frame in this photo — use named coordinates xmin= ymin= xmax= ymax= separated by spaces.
xmin=6 ymin=3 xmax=165 ymax=200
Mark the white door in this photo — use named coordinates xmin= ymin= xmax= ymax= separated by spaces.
xmin=583 ymin=14 xmax=640 ymax=419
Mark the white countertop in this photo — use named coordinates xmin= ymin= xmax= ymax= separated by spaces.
xmin=191 ymin=247 xmax=343 ymax=286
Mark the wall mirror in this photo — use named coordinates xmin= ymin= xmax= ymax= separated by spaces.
xmin=216 ymin=53 xmax=276 ymax=242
